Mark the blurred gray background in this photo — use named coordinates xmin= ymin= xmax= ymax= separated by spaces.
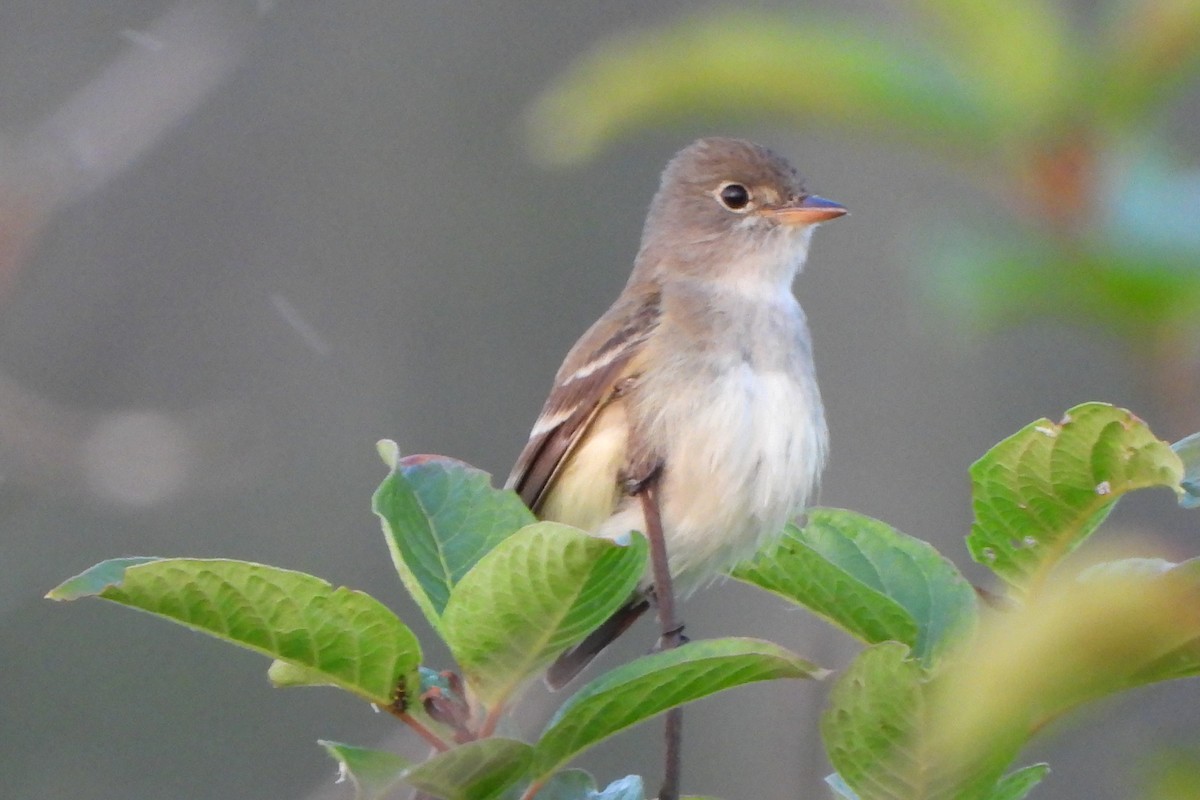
xmin=2 ymin=2 xmax=1196 ymax=799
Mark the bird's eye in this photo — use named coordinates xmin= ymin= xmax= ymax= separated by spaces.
xmin=717 ymin=182 xmax=751 ymax=211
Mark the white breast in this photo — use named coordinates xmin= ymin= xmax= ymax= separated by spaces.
xmin=596 ymin=306 xmax=827 ymax=594
xmin=664 ymin=364 xmax=824 ymax=591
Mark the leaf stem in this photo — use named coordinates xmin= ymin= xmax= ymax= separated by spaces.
xmin=638 ymin=480 xmax=683 ymax=800
xmin=519 ymin=777 xmax=547 ymax=800
xmin=478 ymin=700 xmax=506 ymax=739
xmin=388 ymin=707 xmax=451 ymax=752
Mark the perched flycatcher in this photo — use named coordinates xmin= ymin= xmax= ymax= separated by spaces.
xmin=506 ymin=137 xmax=846 ymax=687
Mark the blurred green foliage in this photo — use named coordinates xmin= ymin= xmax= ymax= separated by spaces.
xmin=526 ymin=0 xmax=1200 ymax=429
xmin=1142 ymin=749 xmax=1200 ymax=800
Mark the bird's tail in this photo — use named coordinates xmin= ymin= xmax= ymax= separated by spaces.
xmin=545 ymin=596 xmax=650 ymax=690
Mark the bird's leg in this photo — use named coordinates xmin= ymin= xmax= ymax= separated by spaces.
xmin=622 ymin=459 xmax=683 ymax=651
xmin=628 ymin=465 xmax=682 ymax=800
xmin=634 ymin=477 xmax=681 ymax=653
xmin=645 ymin=584 xmax=689 ymax=651
xmin=649 ymin=615 xmax=688 ymax=650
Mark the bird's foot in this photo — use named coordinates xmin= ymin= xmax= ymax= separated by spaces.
xmin=653 ymin=623 xmax=688 ymax=652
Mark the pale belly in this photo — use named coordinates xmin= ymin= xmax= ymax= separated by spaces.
xmin=544 ymin=362 xmax=826 ymax=595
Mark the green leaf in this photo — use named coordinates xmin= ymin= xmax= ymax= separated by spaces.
xmin=47 ymin=556 xmax=160 ymax=599
xmin=984 ymin=764 xmax=1049 ymax=800
xmin=528 ymin=771 xmax=652 ymax=800
xmin=376 ymin=438 xmax=401 ymax=468
xmin=1174 ymin=431 xmax=1200 ymax=509
xmin=734 ymin=517 xmax=915 ymax=653
xmin=821 ymin=643 xmax=929 ymax=800
xmin=593 ymin=776 xmax=645 ymax=800
xmin=966 ymin=403 xmax=1184 ymax=596
xmin=373 ymin=451 xmax=536 ymax=630
xmin=401 ymin=738 xmax=533 ymax=800
xmin=909 ymin=0 xmax=1072 ymax=132
xmin=1120 ymin=559 xmax=1200 ymax=686
xmin=823 ymin=642 xmax=1017 ymax=800
xmin=441 ymin=522 xmax=647 ymax=708
xmin=825 ymin=773 xmax=861 ymax=800
xmin=268 ymin=660 xmax=333 ymax=689
xmin=524 ymin=11 xmax=994 ymax=166
xmin=1141 ymin=749 xmax=1200 ymax=800
xmin=919 ymin=223 xmax=1200 ymax=341
xmin=531 ymin=769 xmax=597 ymax=800
xmin=47 ymin=558 xmax=421 ymax=706
xmin=733 ymin=509 xmax=976 ymax=665
xmin=918 ymin=228 xmax=1057 ymax=337
xmin=1067 ymin=244 xmax=1200 ymax=335
xmin=535 ymin=637 xmax=825 ymax=778
xmin=1094 ymin=0 xmax=1200 ymax=123
xmin=319 ymin=740 xmax=411 ymax=800
xmin=930 ymin=562 xmax=1200 ymax=781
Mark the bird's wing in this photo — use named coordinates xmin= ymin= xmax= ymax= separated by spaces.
xmin=545 ymin=596 xmax=650 ymax=689
xmin=506 ymin=285 xmax=661 ymax=512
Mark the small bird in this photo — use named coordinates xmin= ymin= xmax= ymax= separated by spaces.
xmin=506 ymin=137 xmax=845 ymax=688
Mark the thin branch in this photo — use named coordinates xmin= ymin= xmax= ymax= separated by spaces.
xmin=384 ymin=706 xmax=451 ymax=752
xmin=638 ymin=480 xmax=683 ymax=800
xmin=660 ymin=703 xmax=683 ymax=800
xmin=478 ymin=700 xmax=507 ymax=739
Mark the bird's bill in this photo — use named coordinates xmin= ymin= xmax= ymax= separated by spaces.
xmin=764 ymin=195 xmax=847 ymax=225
